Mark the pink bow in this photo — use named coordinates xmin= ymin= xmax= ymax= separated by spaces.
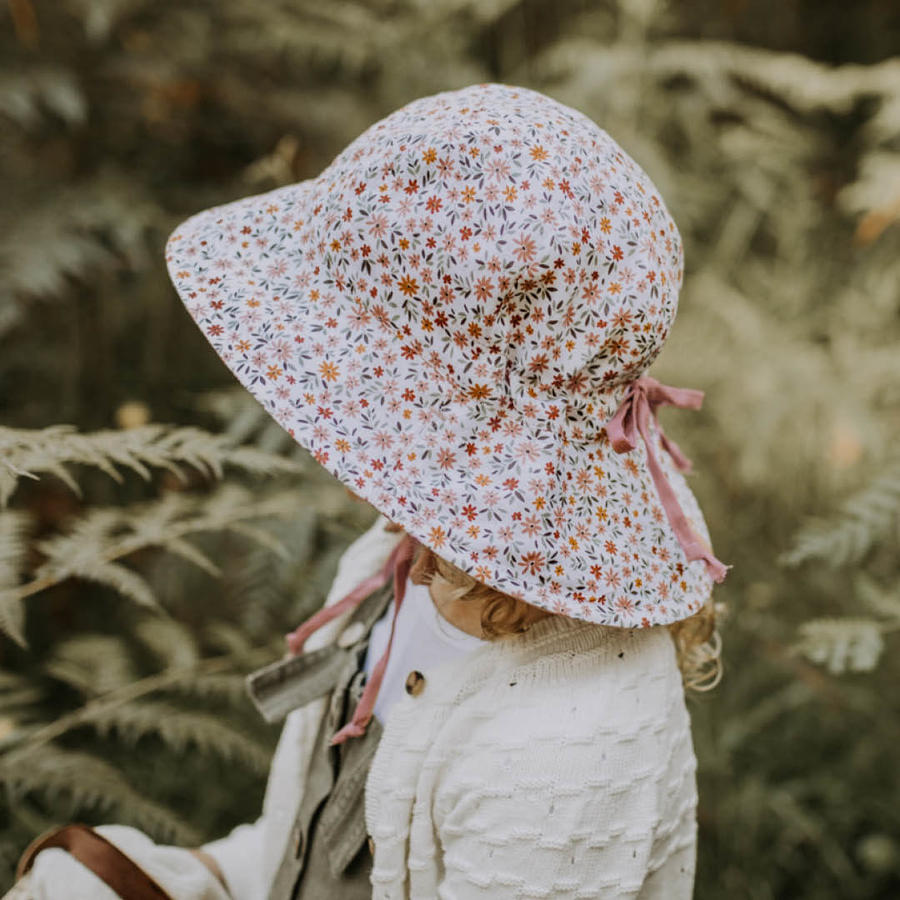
xmin=285 ymin=533 xmax=419 ymax=745
xmin=604 ymin=375 xmax=730 ymax=584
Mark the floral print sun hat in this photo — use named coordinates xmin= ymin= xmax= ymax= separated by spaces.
xmin=165 ymin=82 xmax=730 ymax=631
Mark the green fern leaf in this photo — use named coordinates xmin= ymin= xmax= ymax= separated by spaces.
xmin=45 ymin=635 xmax=138 ymax=696
xmin=134 ymin=617 xmax=199 ymax=670
xmin=0 ymin=423 xmax=305 ymax=507
xmin=0 ymin=746 xmax=200 ymax=845
xmin=794 ymin=617 xmax=885 ymax=674
xmin=85 ymin=700 xmax=272 ymax=773
xmin=159 ymin=536 xmax=222 ymax=577
xmin=165 ymin=671 xmax=248 ymax=704
xmin=854 ymin=573 xmax=900 ymax=622
xmin=0 ymin=511 xmax=31 ymax=646
xmin=779 ymin=459 xmax=900 ymax=567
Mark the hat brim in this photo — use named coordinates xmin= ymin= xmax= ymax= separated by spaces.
xmin=166 ymin=177 xmax=716 ymax=628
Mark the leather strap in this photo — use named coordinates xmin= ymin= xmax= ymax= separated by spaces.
xmin=16 ymin=824 xmax=174 ymax=900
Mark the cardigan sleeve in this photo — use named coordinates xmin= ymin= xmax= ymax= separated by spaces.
xmin=431 ymin=678 xmax=698 ymax=899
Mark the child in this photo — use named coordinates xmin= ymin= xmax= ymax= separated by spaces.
xmin=16 ymin=83 xmax=729 ymax=899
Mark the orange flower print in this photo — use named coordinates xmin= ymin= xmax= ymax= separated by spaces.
xmin=319 ymin=361 xmax=339 ymax=382
xmin=519 ymin=551 xmax=545 ymax=576
xmin=397 ymin=275 xmax=419 ymax=296
xmin=473 ymin=277 xmax=494 ymax=302
xmin=435 ymin=448 xmax=456 ymax=469
xmin=166 ymin=83 xmax=719 ymax=633
xmin=512 ymin=234 xmax=537 ymax=263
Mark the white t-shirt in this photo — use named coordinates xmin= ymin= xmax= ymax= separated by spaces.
xmin=363 ymin=576 xmax=484 ymax=724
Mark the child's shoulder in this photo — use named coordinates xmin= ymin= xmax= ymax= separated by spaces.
xmin=433 ymin=625 xmax=692 ymax=805
xmin=446 ymin=619 xmax=684 ymax=740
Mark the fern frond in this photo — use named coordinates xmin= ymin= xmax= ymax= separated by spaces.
xmin=2 ymin=646 xmax=275 ymax=755
xmin=0 ymin=746 xmax=200 ymax=845
xmin=0 ymin=510 xmax=30 ymax=646
xmin=157 ymin=535 xmax=222 ymax=576
xmin=223 ymin=521 xmax=290 ymax=561
xmin=0 ymin=172 xmax=161 ymax=344
xmin=33 ymin=513 xmax=161 ymax=607
xmin=45 ymin=635 xmax=138 ymax=696
xmin=164 ymin=670 xmax=248 ymax=704
xmin=202 ymin=621 xmax=258 ymax=657
xmin=779 ymin=459 xmax=900 ymax=567
xmin=793 ymin=618 xmax=885 ymax=674
xmin=191 ymin=388 xmax=314 ymax=462
xmin=134 ymin=617 xmax=199 ymax=670
xmin=0 ymin=671 xmax=44 ymax=713
xmin=85 ymin=700 xmax=272 ymax=773
xmin=200 ymin=482 xmax=307 ymax=527
xmin=855 ymin=573 xmax=900 ymax=621
xmin=0 ymin=423 xmax=305 ymax=507
xmin=14 ymin=483 xmax=307 ymax=623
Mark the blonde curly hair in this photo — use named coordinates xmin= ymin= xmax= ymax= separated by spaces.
xmin=408 ymin=540 xmax=723 ymax=692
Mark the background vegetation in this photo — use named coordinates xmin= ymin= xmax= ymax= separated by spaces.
xmin=2 ymin=0 xmax=899 ymax=896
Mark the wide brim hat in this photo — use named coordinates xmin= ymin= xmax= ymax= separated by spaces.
xmin=165 ymin=83 xmax=729 ymax=630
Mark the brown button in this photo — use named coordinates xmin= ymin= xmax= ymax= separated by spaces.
xmin=367 ymin=835 xmax=375 ymax=855
xmin=292 ymin=825 xmax=303 ymax=857
xmin=404 ymin=670 xmax=426 ymax=696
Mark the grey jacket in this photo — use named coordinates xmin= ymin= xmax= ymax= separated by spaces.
xmin=247 ymin=581 xmax=393 ymax=899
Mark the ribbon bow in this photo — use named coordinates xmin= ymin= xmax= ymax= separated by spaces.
xmin=604 ymin=375 xmax=730 ymax=584
xmin=284 ymin=533 xmax=419 ymax=745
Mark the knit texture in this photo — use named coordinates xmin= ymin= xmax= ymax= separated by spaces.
xmin=365 ymin=614 xmax=697 ymax=899
xmin=203 ymin=517 xmax=698 ymax=899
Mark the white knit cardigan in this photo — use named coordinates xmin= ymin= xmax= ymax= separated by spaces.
xmin=204 ymin=517 xmax=698 ymax=900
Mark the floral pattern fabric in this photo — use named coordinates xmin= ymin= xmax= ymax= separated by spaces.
xmin=165 ymin=83 xmax=723 ymax=628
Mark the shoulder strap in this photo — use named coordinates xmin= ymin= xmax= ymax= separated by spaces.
xmin=16 ymin=825 xmax=174 ymax=900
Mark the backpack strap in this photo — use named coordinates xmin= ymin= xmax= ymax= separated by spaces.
xmin=16 ymin=825 xmax=173 ymax=900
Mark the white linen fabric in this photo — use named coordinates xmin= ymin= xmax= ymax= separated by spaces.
xmin=201 ymin=516 xmax=698 ymax=899
xmin=19 ymin=824 xmax=230 ymax=900
xmin=364 ymin=575 xmax=484 ymax=724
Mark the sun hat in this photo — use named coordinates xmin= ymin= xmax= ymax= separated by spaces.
xmin=165 ymin=82 xmax=730 ymax=635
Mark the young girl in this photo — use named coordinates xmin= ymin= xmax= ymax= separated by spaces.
xmin=15 ymin=83 xmax=729 ymax=900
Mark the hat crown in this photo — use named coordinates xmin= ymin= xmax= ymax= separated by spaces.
xmin=311 ymin=84 xmax=683 ymax=433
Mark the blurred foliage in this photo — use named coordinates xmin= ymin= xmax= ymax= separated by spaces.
xmin=1 ymin=0 xmax=899 ymax=897
xmin=0 ymin=416 xmax=376 ymax=884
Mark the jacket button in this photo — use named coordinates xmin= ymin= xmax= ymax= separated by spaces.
xmin=337 ymin=621 xmax=366 ymax=648
xmin=292 ymin=825 xmax=303 ymax=857
xmin=404 ymin=670 xmax=425 ymax=696
xmin=367 ymin=835 xmax=375 ymax=855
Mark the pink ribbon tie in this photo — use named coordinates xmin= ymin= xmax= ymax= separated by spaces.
xmin=604 ymin=375 xmax=730 ymax=584
xmin=284 ymin=533 xmax=419 ymax=745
